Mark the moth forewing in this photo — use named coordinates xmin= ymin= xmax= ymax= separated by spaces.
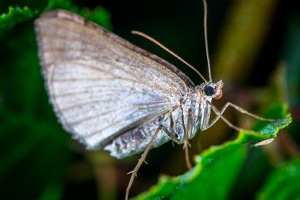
xmin=34 ymin=9 xmax=198 ymax=156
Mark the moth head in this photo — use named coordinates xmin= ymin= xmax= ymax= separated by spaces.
xmin=200 ymin=80 xmax=224 ymax=100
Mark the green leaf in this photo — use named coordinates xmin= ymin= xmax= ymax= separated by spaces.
xmin=0 ymin=6 xmax=36 ymax=39
xmin=257 ymin=159 xmax=300 ymax=200
xmin=134 ymin=104 xmax=291 ymax=200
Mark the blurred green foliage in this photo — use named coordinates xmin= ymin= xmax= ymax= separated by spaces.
xmin=257 ymin=159 xmax=300 ymax=200
xmin=0 ymin=0 xmax=298 ymax=200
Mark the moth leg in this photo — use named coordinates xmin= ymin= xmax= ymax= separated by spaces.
xmin=161 ymin=107 xmax=193 ymax=170
xmin=125 ymin=112 xmax=192 ymax=200
xmin=182 ymin=107 xmax=192 ymax=170
xmin=205 ymin=102 xmax=276 ymax=133
xmin=160 ymin=125 xmax=192 ymax=170
xmin=125 ymin=125 xmax=162 ymax=200
xmin=160 ymin=125 xmax=181 ymax=144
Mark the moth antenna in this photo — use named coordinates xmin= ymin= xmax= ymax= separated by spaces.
xmin=203 ymin=0 xmax=213 ymax=82
xmin=132 ymin=30 xmax=208 ymax=83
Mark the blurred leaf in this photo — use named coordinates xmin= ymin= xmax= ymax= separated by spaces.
xmin=134 ymin=104 xmax=291 ymax=200
xmin=0 ymin=6 xmax=36 ymax=38
xmin=257 ymin=159 xmax=300 ymax=200
xmin=212 ymin=0 xmax=278 ymax=85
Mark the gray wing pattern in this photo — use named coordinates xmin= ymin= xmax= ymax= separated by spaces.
xmin=35 ymin=9 xmax=194 ymax=149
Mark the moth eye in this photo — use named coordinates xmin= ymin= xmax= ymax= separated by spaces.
xmin=204 ymin=85 xmax=215 ymax=96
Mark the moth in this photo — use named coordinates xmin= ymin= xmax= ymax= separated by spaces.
xmin=34 ymin=1 xmax=276 ymax=199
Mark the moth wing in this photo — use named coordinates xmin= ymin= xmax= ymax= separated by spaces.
xmin=35 ymin=9 xmax=194 ymax=149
